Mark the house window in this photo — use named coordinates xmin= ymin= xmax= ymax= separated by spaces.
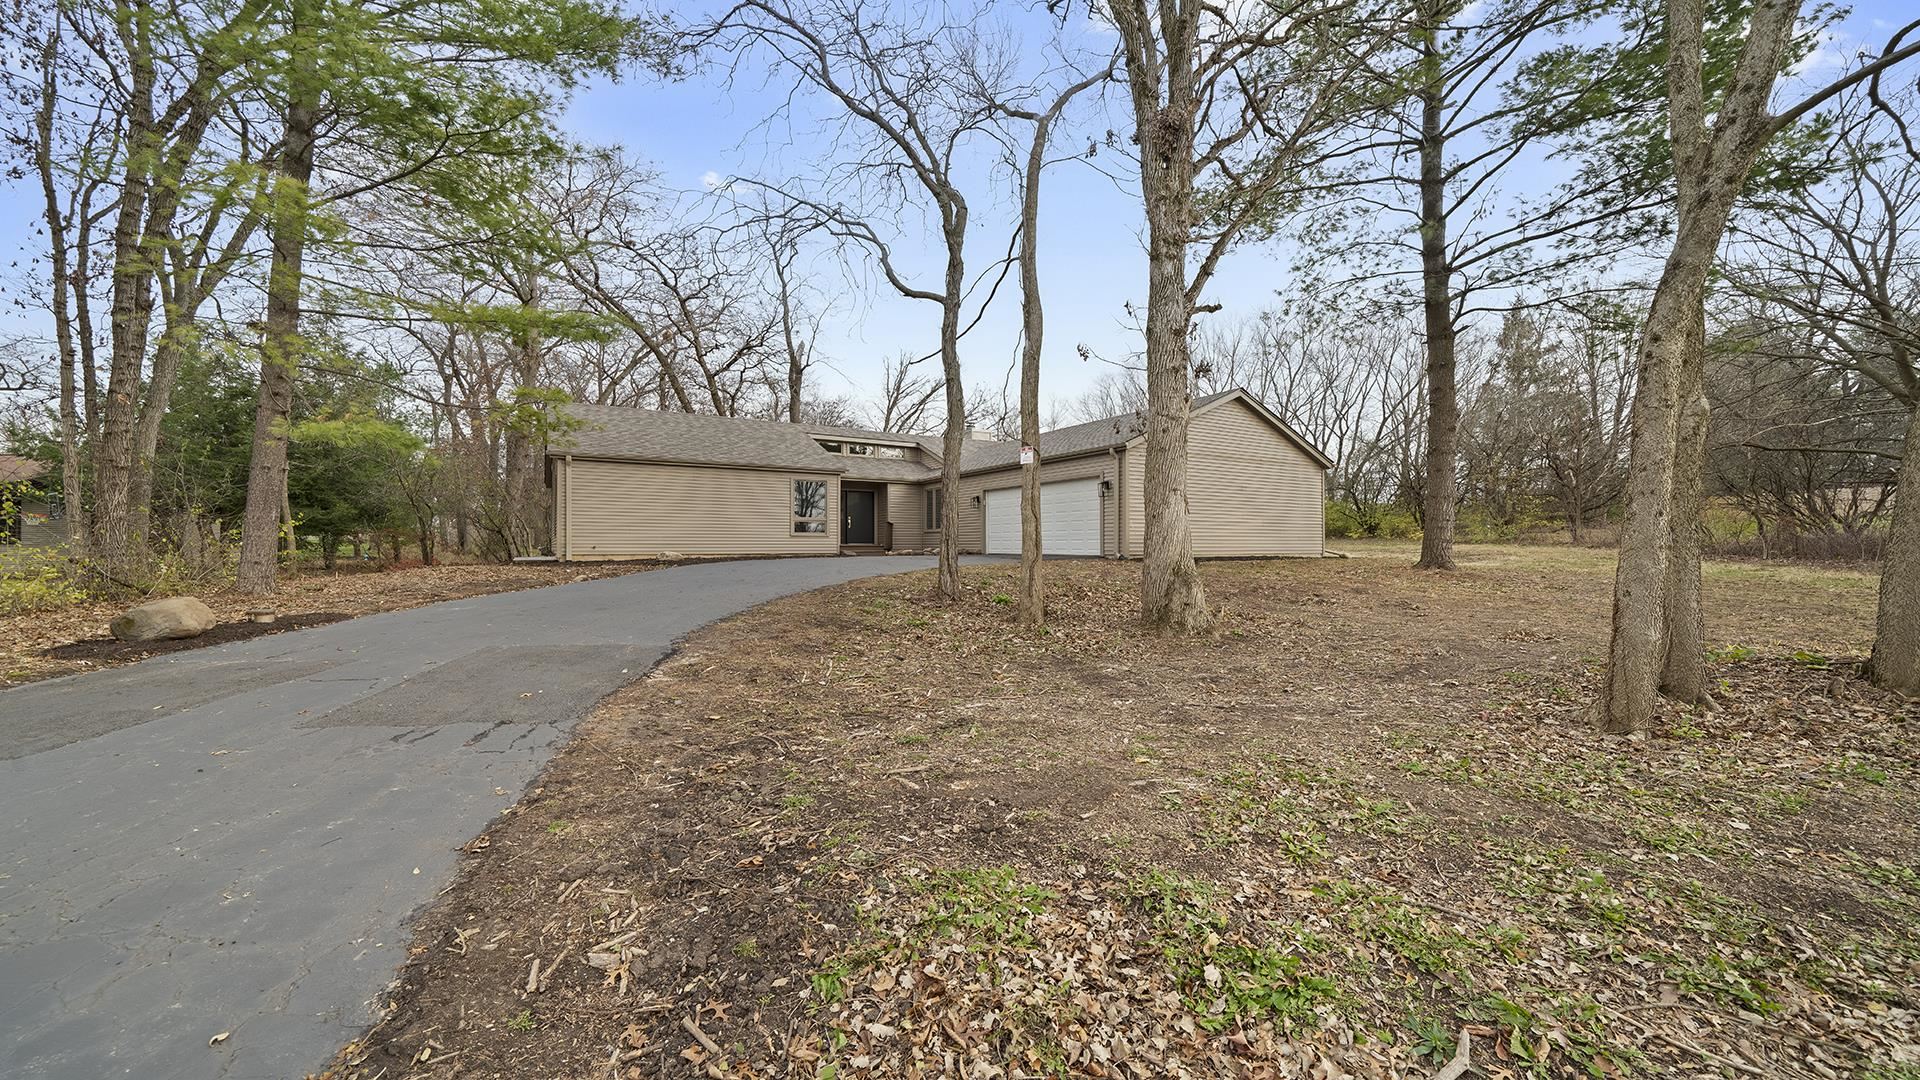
xmin=814 ymin=439 xmax=909 ymax=459
xmin=924 ymin=489 xmax=942 ymax=529
xmin=793 ymin=480 xmax=828 ymax=534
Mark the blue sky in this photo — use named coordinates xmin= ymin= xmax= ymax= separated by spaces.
xmin=1 ymin=1 xmax=1912 ymax=419
xmin=566 ymin=1 xmax=1915 ymax=415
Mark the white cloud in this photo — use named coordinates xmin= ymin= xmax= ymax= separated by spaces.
xmin=701 ymin=170 xmax=725 ymax=190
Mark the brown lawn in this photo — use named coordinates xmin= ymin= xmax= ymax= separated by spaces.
xmin=326 ymin=542 xmax=1918 ymax=1080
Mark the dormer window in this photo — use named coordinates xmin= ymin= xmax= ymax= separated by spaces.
xmin=814 ymin=439 xmax=909 ymax=459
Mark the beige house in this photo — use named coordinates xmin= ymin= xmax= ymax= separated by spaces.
xmin=545 ymin=389 xmax=1331 ymax=561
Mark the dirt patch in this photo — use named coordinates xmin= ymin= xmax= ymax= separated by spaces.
xmin=0 ymin=559 xmax=668 ymax=687
xmin=325 ymin=545 xmax=1917 ymax=1080
xmin=44 ymin=611 xmax=353 ymax=662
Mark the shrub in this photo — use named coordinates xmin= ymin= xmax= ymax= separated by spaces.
xmin=0 ymin=548 xmax=92 ymax=615
xmin=1325 ymin=501 xmax=1420 ymax=539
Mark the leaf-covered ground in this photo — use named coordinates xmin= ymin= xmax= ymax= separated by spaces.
xmin=0 ymin=559 xmax=659 ymax=687
xmin=326 ymin=543 xmax=1919 ymax=1080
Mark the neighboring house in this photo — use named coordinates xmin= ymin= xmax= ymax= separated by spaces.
xmin=544 ymin=389 xmax=1331 ymax=561
xmin=0 ymin=455 xmax=61 ymax=549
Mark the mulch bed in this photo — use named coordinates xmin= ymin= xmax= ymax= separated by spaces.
xmin=43 ymin=611 xmax=354 ymax=663
xmin=321 ymin=546 xmax=1918 ymax=1080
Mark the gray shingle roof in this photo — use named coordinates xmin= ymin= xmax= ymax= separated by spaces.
xmin=558 ymin=404 xmax=850 ymax=473
xmin=549 ymin=389 xmax=1332 ymax=481
xmin=0 ymin=454 xmax=48 ymax=484
xmin=956 ymin=392 xmax=1235 ymax=474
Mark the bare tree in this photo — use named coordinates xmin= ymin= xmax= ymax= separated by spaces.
xmin=700 ymin=0 xmax=1014 ymax=600
xmin=871 ymin=351 xmax=941 ymax=434
xmin=998 ymin=57 xmax=1115 ymax=628
xmin=1722 ymin=92 xmax=1920 ymax=693
xmin=1594 ymin=13 xmax=1920 ymax=732
xmin=1070 ymin=367 xmax=1148 ymax=422
xmin=756 ymin=213 xmax=822 ymax=422
xmin=1104 ymin=0 xmax=1385 ymax=632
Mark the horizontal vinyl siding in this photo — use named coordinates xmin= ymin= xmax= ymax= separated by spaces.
xmin=954 ymin=453 xmax=1118 ymax=556
xmin=886 ymin=482 xmax=936 ymax=550
xmin=1187 ymin=398 xmax=1324 ymax=556
xmin=566 ymin=459 xmax=840 ymax=558
xmin=1124 ymin=397 xmax=1326 ymax=558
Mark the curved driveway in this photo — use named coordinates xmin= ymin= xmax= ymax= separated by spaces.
xmin=0 ymin=555 xmax=938 ymax=1080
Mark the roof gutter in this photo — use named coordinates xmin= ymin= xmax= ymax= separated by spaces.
xmin=959 ymin=445 xmax=1119 ymax=479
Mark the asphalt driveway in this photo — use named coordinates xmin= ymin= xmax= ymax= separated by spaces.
xmin=0 ymin=555 xmax=938 ymax=1080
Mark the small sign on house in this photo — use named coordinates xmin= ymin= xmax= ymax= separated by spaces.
xmin=1019 ymin=446 xmax=1036 ymax=466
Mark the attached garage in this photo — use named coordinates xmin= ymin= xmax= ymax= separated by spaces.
xmin=983 ymin=478 xmax=1103 ymax=556
xmin=953 ymin=390 xmax=1331 ymax=559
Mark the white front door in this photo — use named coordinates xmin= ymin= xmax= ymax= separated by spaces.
xmin=983 ymin=477 xmax=1102 ymax=556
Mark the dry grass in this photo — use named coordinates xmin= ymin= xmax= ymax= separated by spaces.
xmin=327 ymin=545 xmax=1916 ymax=1080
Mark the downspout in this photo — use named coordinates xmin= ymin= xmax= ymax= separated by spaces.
xmin=562 ymin=454 xmax=573 ymax=561
xmin=1110 ymin=446 xmax=1124 ymax=559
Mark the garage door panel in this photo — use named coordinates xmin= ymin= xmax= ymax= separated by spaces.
xmin=984 ymin=478 xmax=1101 ymax=556
xmin=984 ymin=487 xmax=1021 ymax=555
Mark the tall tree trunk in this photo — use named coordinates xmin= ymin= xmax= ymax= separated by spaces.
xmin=129 ymin=323 xmax=191 ymax=548
xmin=935 ymin=223 xmax=966 ymax=601
xmin=1596 ymin=215 xmax=1723 ymax=733
xmin=1139 ymin=212 xmax=1210 ymax=633
xmin=34 ymin=32 xmax=87 ymax=548
xmin=1014 ymin=105 xmax=1054 ymax=629
xmin=1568 ymin=464 xmax=1585 ymax=543
xmin=1593 ymin=0 xmax=1804 ymax=733
xmin=92 ymin=0 xmax=161 ymax=581
xmin=1006 ymin=65 xmax=1109 ymax=627
xmin=773 ymin=248 xmax=806 ymax=423
xmin=1129 ymin=36 xmax=1210 ymax=633
xmin=1869 ymin=397 xmax=1920 ymax=695
xmin=1661 ymin=336 xmax=1711 ymax=704
xmin=76 ymin=201 xmax=103 ymax=445
xmin=236 ymin=21 xmax=318 ymax=594
xmin=1414 ymin=20 xmax=1458 ymax=572
xmin=502 ymin=273 xmax=544 ymax=558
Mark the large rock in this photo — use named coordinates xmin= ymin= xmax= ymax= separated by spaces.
xmin=110 ymin=596 xmax=218 ymax=642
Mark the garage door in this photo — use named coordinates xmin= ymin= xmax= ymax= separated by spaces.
xmin=983 ymin=477 xmax=1102 ymax=556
